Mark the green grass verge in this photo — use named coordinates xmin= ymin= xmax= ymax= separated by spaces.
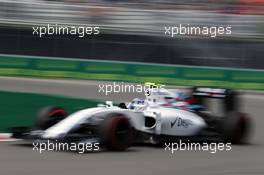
xmin=0 ymin=68 xmax=264 ymax=90
xmin=0 ymin=91 xmax=101 ymax=132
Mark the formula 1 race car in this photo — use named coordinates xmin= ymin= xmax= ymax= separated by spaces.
xmin=11 ymin=87 xmax=252 ymax=151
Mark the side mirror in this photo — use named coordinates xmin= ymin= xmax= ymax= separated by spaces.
xmin=105 ymin=101 xmax=113 ymax=107
xmin=118 ymin=103 xmax=127 ymax=109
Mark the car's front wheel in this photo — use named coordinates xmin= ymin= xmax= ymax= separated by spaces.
xmin=101 ymin=114 xmax=132 ymax=151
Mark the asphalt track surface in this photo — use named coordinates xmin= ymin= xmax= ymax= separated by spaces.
xmin=0 ymin=77 xmax=263 ymax=175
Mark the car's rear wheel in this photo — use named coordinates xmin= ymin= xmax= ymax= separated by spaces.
xmin=35 ymin=106 xmax=67 ymax=130
xmin=221 ymin=112 xmax=251 ymax=144
xmin=101 ymin=114 xmax=132 ymax=151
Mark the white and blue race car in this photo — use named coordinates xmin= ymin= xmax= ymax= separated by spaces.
xmin=12 ymin=87 xmax=252 ymax=151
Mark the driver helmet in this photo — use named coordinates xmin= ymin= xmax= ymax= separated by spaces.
xmin=127 ymin=98 xmax=145 ymax=109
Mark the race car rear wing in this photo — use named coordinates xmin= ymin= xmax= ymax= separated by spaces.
xmin=191 ymin=87 xmax=239 ymax=112
xmin=192 ymin=87 xmax=230 ymax=98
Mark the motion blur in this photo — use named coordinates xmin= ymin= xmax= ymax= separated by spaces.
xmin=0 ymin=0 xmax=263 ymax=68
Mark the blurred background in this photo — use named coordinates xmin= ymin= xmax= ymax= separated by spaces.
xmin=0 ymin=0 xmax=263 ymax=68
xmin=0 ymin=2 xmax=264 ymax=175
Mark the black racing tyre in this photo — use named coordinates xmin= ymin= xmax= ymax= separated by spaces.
xmin=221 ymin=112 xmax=251 ymax=144
xmin=102 ymin=114 xmax=132 ymax=151
xmin=34 ymin=106 xmax=67 ymax=130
